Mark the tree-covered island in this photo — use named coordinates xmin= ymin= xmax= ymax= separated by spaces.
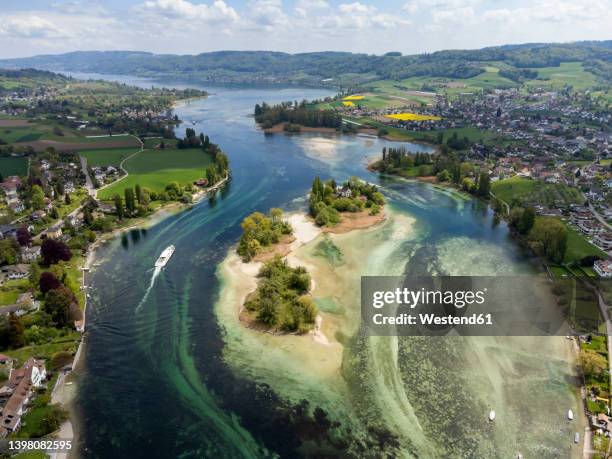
xmin=254 ymin=101 xmax=344 ymax=132
xmin=237 ymin=208 xmax=294 ymax=262
xmin=309 ymin=176 xmax=385 ymax=227
xmin=243 ymin=256 xmax=317 ymax=333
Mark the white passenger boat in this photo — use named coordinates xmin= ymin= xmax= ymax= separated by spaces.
xmin=568 ymin=409 xmax=574 ymax=421
xmin=488 ymin=410 xmax=496 ymax=422
xmin=155 ymin=245 xmax=175 ymax=268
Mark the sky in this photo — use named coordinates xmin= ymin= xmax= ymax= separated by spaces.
xmin=0 ymin=0 xmax=610 ymax=58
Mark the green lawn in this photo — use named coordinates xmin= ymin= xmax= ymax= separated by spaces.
xmin=563 ymin=221 xmax=607 ymax=263
xmin=0 ymin=156 xmax=28 ymax=176
xmin=80 ymin=146 xmax=140 ymax=167
xmin=98 ymin=148 xmax=212 ymax=199
xmin=0 ymin=126 xmax=43 ymax=143
xmin=525 ymin=62 xmax=600 ymax=90
xmin=0 ymin=278 xmax=29 ymax=306
xmin=491 ymin=177 xmax=583 ymax=208
xmin=538 ymin=216 xmax=607 ymax=264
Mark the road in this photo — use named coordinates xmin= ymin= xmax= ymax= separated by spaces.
xmin=79 ymin=155 xmax=95 ymax=197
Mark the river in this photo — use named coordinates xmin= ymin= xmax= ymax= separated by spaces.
xmin=75 ymin=76 xmax=581 ymax=458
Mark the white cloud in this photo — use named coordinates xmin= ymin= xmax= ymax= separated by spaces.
xmin=141 ymin=0 xmax=239 ymax=23
xmin=0 ymin=15 xmax=69 ymax=38
xmin=245 ymin=0 xmax=288 ymax=29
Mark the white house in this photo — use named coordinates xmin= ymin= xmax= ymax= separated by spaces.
xmin=594 ymin=260 xmax=612 ymax=278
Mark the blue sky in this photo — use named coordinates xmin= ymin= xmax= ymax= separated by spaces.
xmin=0 ymin=0 xmax=610 ymax=58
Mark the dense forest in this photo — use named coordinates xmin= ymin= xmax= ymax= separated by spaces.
xmin=2 ymin=41 xmax=610 ymax=85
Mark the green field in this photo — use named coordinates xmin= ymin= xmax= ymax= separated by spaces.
xmin=0 ymin=125 xmax=43 ymax=143
xmin=0 ymin=156 xmax=28 ymax=176
xmin=563 ymin=220 xmax=607 ymax=263
xmin=525 ymin=62 xmax=599 ymax=90
xmin=491 ymin=177 xmax=583 ymax=208
xmin=98 ymin=148 xmax=212 ymax=199
xmin=80 ymin=146 xmax=140 ymax=167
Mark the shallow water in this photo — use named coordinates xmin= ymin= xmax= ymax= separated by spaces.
xmin=77 ymin=77 xmax=581 ymax=458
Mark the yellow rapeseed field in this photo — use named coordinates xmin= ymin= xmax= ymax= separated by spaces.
xmin=385 ymin=113 xmax=442 ymax=121
xmin=342 ymin=95 xmax=365 ymax=101
xmin=342 ymin=101 xmax=355 ymax=107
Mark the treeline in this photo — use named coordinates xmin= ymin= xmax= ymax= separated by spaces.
xmin=3 ymin=42 xmax=610 ymax=85
xmin=498 ymin=68 xmax=538 ymax=83
xmin=374 ymin=147 xmax=491 ymax=198
xmin=245 ymin=256 xmax=317 ymax=333
xmin=309 ymin=176 xmax=384 ymax=226
xmin=254 ymin=102 xmax=342 ymax=129
xmin=237 ymin=209 xmax=293 ymax=261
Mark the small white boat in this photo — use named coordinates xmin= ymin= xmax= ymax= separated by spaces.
xmin=568 ymin=409 xmax=574 ymax=420
xmin=488 ymin=410 xmax=496 ymax=422
xmin=574 ymin=432 xmax=580 ymax=443
xmin=155 ymin=245 xmax=175 ymax=268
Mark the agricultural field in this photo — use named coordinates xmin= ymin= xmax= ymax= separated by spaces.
xmin=524 ymin=62 xmax=599 ymax=91
xmin=385 ymin=113 xmax=441 ymax=121
xmin=98 ymin=148 xmax=212 ymax=199
xmin=491 ymin=177 xmax=583 ymax=208
xmin=0 ymin=156 xmax=28 ymax=176
xmin=80 ymin=146 xmax=140 ymax=167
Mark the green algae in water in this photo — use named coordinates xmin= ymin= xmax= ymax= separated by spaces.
xmin=313 ymin=235 xmax=344 ymax=267
xmin=314 ymin=296 xmax=345 ymax=314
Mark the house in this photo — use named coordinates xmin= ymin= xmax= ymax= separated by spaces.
xmin=1 ymin=264 xmax=29 ymax=280
xmin=46 ymin=224 xmax=63 ymax=239
xmin=64 ymin=181 xmax=75 ymax=194
xmin=0 ymin=225 xmax=18 ymax=239
xmin=594 ymin=260 xmax=612 ymax=278
xmin=594 ymin=233 xmax=612 ymax=251
xmin=0 ymin=176 xmax=21 ymax=193
xmin=8 ymin=201 xmax=24 ymax=213
xmin=20 ymin=246 xmax=40 ymax=262
xmin=0 ymin=358 xmax=47 ymax=437
xmin=578 ymin=220 xmax=603 ymax=236
xmin=336 ymin=186 xmax=352 ymax=198
xmin=0 ymin=293 xmax=33 ymax=316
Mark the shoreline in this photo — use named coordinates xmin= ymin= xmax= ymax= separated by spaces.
xmin=58 ymin=174 xmax=229 ymax=451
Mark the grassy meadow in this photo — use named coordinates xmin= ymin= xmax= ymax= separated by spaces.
xmin=98 ymin=148 xmax=212 ymax=199
xmin=0 ymin=156 xmax=28 ymax=176
xmin=491 ymin=176 xmax=583 ymax=207
xmin=80 ymin=146 xmax=141 ymax=167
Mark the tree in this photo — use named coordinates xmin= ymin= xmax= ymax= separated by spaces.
xmin=16 ymin=226 xmax=31 ymax=246
xmin=43 ymin=286 xmax=75 ymax=327
xmin=7 ymin=313 xmax=25 ymax=348
xmin=31 ymin=185 xmax=45 ymax=210
xmin=135 ymin=184 xmax=142 ymax=204
xmin=580 ymin=350 xmax=607 ymax=380
xmin=0 ymin=238 xmax=18 ymax=266
xmin=477 ymin=172 xmax=491 ymax=197
xmin=41 ymin=238 xmax=72 ymax=265
xmin=29 ymin=263 xmax=41 ymax=290
xmin=64 ymin=193 xmax=71 ymax=205
xmin=114 ymin=194 xmax=124 ymax=219
xmin=529 ymin=218 xmax=567 ymax=263
xmin=39 ymin=271 xmax=62 ymax=294
xmin=124 ymin=188 xmax=135 ymax=215
xmin=517 ymin=207 xmax=535 ymax=234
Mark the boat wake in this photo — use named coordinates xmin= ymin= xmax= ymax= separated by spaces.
xmin=135 ymin=266 xmax=162 ymax=312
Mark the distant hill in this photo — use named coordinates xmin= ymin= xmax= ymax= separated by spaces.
xmin=0 ymin=41 xmax=610 ymax=86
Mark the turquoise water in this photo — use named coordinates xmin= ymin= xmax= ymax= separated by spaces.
xmin=77 ymin=79 xmax=580 ymax=458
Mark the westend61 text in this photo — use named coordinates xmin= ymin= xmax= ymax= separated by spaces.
xmin=372 ymin=313 xmax=494 ymax=326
